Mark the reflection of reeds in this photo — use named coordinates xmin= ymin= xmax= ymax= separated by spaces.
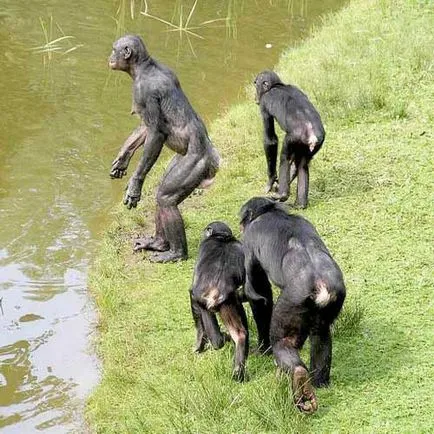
xmin=113 ymin=0 xmax=145 ymax=37
xmin=225 ymin=0 xmax=237 ymax=39
xmin=287 ymin=0 xmax=308 ymax=18
xmin=31 ymin=16 xmax=82 ymax=66
xmin=141 ymin=0 xmax=229 ymax=57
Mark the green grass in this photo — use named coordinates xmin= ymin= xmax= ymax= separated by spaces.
xmin=87 ymin=0 xmax=434 ymax=432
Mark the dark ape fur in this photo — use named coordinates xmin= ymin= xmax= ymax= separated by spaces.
xmin=240 ymin=197 xmax=346 ymax=413
xmin=254 ymin=70 xmax=325 ymax=208
xmin=108 ymin=34 xmax=219 ymax=262
xmin=190 ymin=222 xmax=248 ymax=381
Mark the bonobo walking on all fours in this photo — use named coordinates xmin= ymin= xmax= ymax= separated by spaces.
xmin=240 ymin=197 xmax=346 ymax=413
xmin=108 ymin=34 xmax=219 ymax=262
xmin=190 ymin=222 xmax=248 ymax=382
xmin=254 ymin=70 xmax=325 ymax=208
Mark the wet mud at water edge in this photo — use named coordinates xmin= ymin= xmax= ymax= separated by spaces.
xmin=0 ymin=0 xmax=346 ymax=432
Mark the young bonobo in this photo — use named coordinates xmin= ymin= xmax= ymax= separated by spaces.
xmin=190 ymin=222 xmax=248 ymax=382
xmin=240 ymin=197 xmax=346 ymax=413
xmin=108 ymin=35 xmax=220 ymax=263
xmin=254 ymin=70 xmax=325 ymax=208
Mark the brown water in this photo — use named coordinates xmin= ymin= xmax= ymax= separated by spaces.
xmin=0 ymin=0 xmax=345 ymax=432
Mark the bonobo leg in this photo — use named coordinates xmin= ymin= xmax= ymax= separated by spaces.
xmin=150 ymin=206 xmax=188 ymax=262
xmin=149 ymin=153 xmax=214 ymax=263
xmin=273 ymin=135 xmax=295 ymax=202
xmin=219 ymin=298 xmax=249 ymax=382
xmin=309 ymin=293 xmax=344 ymax=387
xmin=264 ymin=140 xmax=278 ymax=193
xmin=110 ymin=124 xmax=147 ymax=178
xmin=134 ymin=209 xmax=169 ymax=252
xmin=287 ymin=161 xmax=298 ymax=195
xmin=201 ymin=308 xmax=226 ymax=350
xmin=309 ymin=320 xmax=332 ymax=388
xmin=271 ymin=296 xmax=317 ymax=414
xmin=295 ymin=155 xmax=310 ymax=209
xmin=190 ymin=294 xmax=207 ymax=353
xmin=245 ymin=256 xmax=273 ymax=353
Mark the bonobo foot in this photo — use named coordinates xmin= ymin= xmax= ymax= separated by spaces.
xmin=271 ymin=192 xmax=289 ymax=202
xmin=194 ymin=333 xmax=230 ymax=353
xmin=232 ymin=365 xmax=246 ymax=382
xmin=124 ymin=177 xmax=144 ymax=209
xmin=265 ymin=177 xmax=278 ymax=193
xmin=133 ymin=236 xmax=169 ymax=252
xmin=292 ymin=366 xmax=318 ymax=414
xmin=149 ymin=250 xmax=187 ymax=263
xmin=194 ymin=337 xmax=207 ymax=353
xmin=294 ymin=200 xmax=308 ymax=209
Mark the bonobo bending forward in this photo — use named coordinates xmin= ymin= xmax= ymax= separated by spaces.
xmin=240 ymin=197 xmax=346 ymax=413
xmin=254 ymin=71 xmax=325 ymax=208
xmin=190 ymin=222 xmax=248 ymax=381
xmin=108 ymin=35 xmax=219 ymax=262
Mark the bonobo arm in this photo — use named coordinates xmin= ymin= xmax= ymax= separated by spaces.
xmin=110 ymin=124 xmax=147 ymax=179
xmin=261 ymin=107 xmax=278 ymax=192
xmin=123 ymin=96 xmax=166 ymax=209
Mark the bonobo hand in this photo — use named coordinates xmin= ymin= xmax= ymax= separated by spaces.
xmin=110 ymin=154 xmax=130 ymax=179
xmin=265 ymin=176 xmax=278 ymax=193
xmin=271 ymin=192 xmax=289 ymax=203
xmin=123 ymin=177 xmax=144 ymax=209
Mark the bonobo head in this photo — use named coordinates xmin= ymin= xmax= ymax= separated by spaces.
xmin=108 ymin=34 xmax=150 ymax=73
xmin=240 ymin=197 xmax=278 ymax=230
xmin=203 ymin=221 xmax=234 ymax=241
xmin=253 ymin=70 xmax=283 ymax=104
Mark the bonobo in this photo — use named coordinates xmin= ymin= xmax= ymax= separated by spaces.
xmin=190 ymin=222 xmax=248 ymax=381
xmin=254 ymin=70 xmax=325 ymax=208
xmin=240 ymin=197 xmax=346 ymax=413
xmin=108 ymin=34 xmax=220 ymax=262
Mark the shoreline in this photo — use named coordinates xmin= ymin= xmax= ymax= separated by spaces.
xmin=87 ymin=0 xmax=434 ymax=432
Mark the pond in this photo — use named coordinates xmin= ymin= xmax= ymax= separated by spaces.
xmin=0 ymin=0 xmax=346 ymax=432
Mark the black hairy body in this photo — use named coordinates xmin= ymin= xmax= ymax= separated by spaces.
xmin=240 ymin=197 xmax=346 ymax=413
xmin=254 ymin=70 xmax=325 ymax=208
xmin=108 ymin=35 xmax=219 ymax=262
xmin=190 ymin=222 xmax=248 ymax=381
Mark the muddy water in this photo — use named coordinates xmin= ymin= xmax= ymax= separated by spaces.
xmin=0 ymin=0 xmax=345 ymax=432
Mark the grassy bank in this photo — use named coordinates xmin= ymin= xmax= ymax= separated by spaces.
xmin=87 ymin=0 xmax=434 ymax=432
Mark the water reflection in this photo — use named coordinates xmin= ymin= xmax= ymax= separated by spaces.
xmin=0 ymin=250 xmax=97 ymax=432
xmin=0 ymin=0 xmax=345 ymax=431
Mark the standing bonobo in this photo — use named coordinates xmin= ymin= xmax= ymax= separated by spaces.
xmin=108 ymin=35 xmax=219 ymax=262
xmin=254 ymin=70 xmax=325 ymax=208
xmin=240 ymin=197 xmax=346 ymax=413
xmin=190 ymin=222 xmax=248 ymax=381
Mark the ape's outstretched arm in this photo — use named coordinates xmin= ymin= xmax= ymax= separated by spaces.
xmin=110 ymin=124 xmax=147 ymax=179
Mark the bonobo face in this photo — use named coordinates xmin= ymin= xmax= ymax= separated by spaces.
xmin=108 ymin=39 xmax=132 ymax=71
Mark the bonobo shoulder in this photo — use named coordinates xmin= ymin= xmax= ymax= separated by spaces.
xmin=148 ymin=59 xmax=180 ymax=89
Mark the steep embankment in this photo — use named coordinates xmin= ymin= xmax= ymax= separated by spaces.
xmin=88 ymin=0 xmax=434 ymax=432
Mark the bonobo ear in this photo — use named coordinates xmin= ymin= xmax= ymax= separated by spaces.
xmin=262 ymin=80 xmax=270 ymax=92
xmin=205 ymin=227 xmax=213 ymax=238
xmin=123 ymin=46 xmax=132 ymax=60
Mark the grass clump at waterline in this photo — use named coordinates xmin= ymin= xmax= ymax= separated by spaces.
xmin=87 ymin=0 xmax=434 ymax=432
